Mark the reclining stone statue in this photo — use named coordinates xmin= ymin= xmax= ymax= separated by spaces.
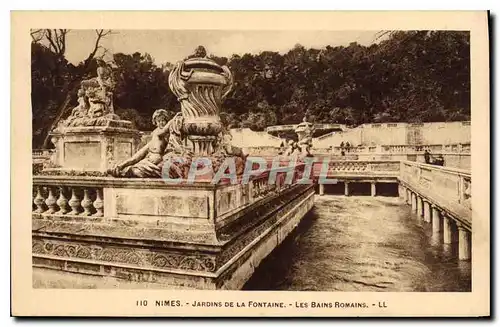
xmin=108 ymin=109 xmax=185 ymax=178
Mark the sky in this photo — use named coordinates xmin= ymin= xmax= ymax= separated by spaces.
xmin=57 ymin=30 xmax=386 ymax=65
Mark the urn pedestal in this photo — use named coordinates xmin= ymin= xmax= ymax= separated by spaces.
xmin=49 ymin=120 xmax=141 ymax=173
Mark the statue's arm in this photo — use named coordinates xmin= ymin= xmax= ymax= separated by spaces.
xmin=158 ymin=113 xmax=182 ymax=135
xmin=117 ymin=144 xmax=149 ymax=169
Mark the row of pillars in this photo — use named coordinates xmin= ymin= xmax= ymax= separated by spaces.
xmin=318 ymin=182 xmax=377 ymax=197
xmin=401 ymin=185 xmax=471 ymax=261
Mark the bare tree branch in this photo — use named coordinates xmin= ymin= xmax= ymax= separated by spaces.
xmin=45 ymin=29 xmax=59 ymax=54
xmin=44 ymin=29 xmax=69 ymax=56
xmin=59 ymin=29 xmax=68 ymax=55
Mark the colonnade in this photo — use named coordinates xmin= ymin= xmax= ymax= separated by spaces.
xmin=400 ymin=185 xmax=471 ymax=261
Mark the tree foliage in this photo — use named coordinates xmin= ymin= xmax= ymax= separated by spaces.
xmin=31 ymin=30 xmax=470 ymax=148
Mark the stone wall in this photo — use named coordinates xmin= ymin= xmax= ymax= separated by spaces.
xmin=230 ymin=128 xmax=283 ymax=148
xmin=312 ymin=121 xmax=471 ymax=148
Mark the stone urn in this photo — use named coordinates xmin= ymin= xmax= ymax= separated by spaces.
xmin=168 ymin=57 xmax=233 ymax=156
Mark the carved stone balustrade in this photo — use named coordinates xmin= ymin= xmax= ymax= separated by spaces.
xmin=32 ymin=164 xmax=314 ymax=290
xmin=310 ymin=160 xmax=401 ymax=184
xmin=32 ymin=184 xmax=104 ymax=217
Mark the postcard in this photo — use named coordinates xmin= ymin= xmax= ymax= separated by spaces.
xmin=11 ymin=10 xmax=490 ymax=317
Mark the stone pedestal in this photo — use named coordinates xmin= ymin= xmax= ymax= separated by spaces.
xmin=49 ymin=121 xmax=141 ymax=173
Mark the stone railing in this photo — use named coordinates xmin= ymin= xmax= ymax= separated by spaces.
xmin=32 ymin=164 xmax=307 ymax=230
xmin=213 ymin=164 xmax=307 ymax=231
xmin=399 ymin=160 xmax=471 ymax=227
xmin=325 ymin=143 xmax=471 ymax=155
xmin=32 ymin=176 xmax=218 ymax=219
xmin=311 ymin=160 xmax=400 ymax=178
xmin=33 ymin=182 xmax=104 ymax=217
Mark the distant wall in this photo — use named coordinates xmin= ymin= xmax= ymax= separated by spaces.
xmin=138 ymin=128 xmax=284 ymax=150
xmin=313 ymin=121 xmax=471 ymax=148
xmin=361 ymin=123 xmax=407 ymax=145
xmin=230 ymin=128 xmax=283 ymax=148
xmin=417 ymin=121 xmax=471 ymax=145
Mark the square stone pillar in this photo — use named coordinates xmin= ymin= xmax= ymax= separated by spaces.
xmin=417 ymin=196 xmax=423 ymax=218
xmin=371 ymin=182 xmax=376 ymax=197
xmin=411 ymin=193 xmax=417 ymax=212
xmin=344 ymin=182 xmax=349 ymax=196
xmin=431 ymin=205 xmax=441 ymax=233
xmin=458 ymin=224 xmax=471 ymax=260
xmin=406 ymin=189 xmax=411 ymax=205
xmin=443 ymin=215 xmax=452 ymax=244
xmin=423 ymin=201 xmax=431 ymax=222
xmin=319 ymin=183 xmax=325 ymax=196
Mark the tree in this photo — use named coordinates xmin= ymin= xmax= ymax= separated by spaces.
xmin=32 ymin=31 xmax=471 ymax=147
xmin=32 ymin=29 xmax=113 ymax=148
xmin=112 ymin=52 xmax=179 ymax=129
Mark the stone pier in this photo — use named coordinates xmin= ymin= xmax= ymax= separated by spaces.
xmin=411 ymin=192 xmax=417 ymax=212
xmin=423 ymin=201 xmax=431 ymax=223
xmin=458 ymin=224 xmax=471 ymax=260
xmin=319 ymin=183 xmax=325 ymax=196
xmin=417 ymin=196 xmax=423 ymax=217
xmin=443 ymin=215 xmax=453 ymax=244
xmin=432 ymin=205 xmax=441 ymax=233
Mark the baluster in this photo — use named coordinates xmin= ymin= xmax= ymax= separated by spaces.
xmin=44 ymin=187 xmax=58 ymax=214
xmin=55 ymin=187 xmax=69 ymax=215
xmin=68 ymin=188 xmax=81 ymax=215
xmin=93 ymin=189 xmax=104 ymax=217
xmin=81 ymin=188 xmax=93 ymax=216
xmin=33 ymin=186 xmax=46 ymax=213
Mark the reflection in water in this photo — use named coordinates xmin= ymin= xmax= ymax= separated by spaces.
xmin=244 ymin=196 xmax=471 ymax=292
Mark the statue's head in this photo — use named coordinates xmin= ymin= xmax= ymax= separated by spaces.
xmin=152 ymin=109 xmax=171 ymax=128
xmin=77 ymin=88 xmax=85 ymax=97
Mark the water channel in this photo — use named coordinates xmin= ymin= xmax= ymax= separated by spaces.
xmin=244 ymin=195 xmax=471 ymax=292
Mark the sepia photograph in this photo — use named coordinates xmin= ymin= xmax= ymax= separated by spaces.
xmin=11 ymin=11 xmax=490 ymax=317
